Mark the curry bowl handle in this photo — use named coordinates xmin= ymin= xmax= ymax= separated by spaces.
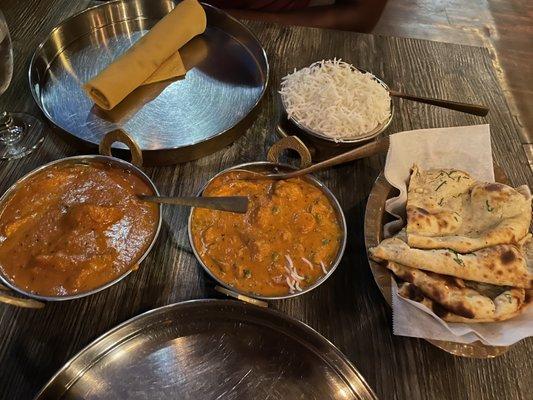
xmin=0 ymin=284 xmax=44 ymax=309
xmin=99 ymin=129 xmax=143 ymax=168
xmin=214 ymin=286 xmax=268 ymax=308
xmin=267 ymin=136 xmax=312 ymax=169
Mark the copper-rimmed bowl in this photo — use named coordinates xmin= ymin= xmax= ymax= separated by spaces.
xmin=280 ymin=65 xmax=394 ymax=148
xmin=0 ymin=131 xmax=162 ymax=307
xmin=188 ymin=160 xmax=347 ymax=302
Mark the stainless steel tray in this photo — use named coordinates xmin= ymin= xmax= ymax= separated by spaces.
xmin=29 ymin=0 xmax=268 ymax=166
xmin=35 ymin=300 xmax=377 ymax=399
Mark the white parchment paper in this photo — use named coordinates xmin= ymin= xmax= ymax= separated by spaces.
xmin=384 ymin=125 xmax=494 ymax=236
xmin=382 ymin=124 xmax=533 ymax=346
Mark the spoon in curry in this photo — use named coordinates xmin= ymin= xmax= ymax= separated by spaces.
xmin=138 ymin=195 xmax=249 ymax=213
xmin=236 ymin=136 xmax=391 ymax=181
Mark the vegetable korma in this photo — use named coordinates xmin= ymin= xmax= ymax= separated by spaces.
xmin=191 ymin=171 xmax=343 ymax=296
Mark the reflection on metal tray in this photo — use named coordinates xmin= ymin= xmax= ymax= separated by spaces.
xmin=35 ymin=300 xmax=377 ymax=399
xmin=29 ymin=0 xmax=268 ymax=166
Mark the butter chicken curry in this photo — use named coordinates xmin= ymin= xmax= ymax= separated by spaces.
xmin=191 ymin=171 xmax=343 ymax=297
xmin=0 ymin=161 xmax=159 ymax=296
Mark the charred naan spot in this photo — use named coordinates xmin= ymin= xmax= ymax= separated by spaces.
xmin=431 ymin=303 xmax=450 ymax=318
xmin=483 ymin=273 xmax=488 ymax=278
xmin=485 ymin=183 xmax=504 ymax=192
xmin=437 ymin=219 xmax=449 ymax=228
xmin=450 ymin=304 xmax=476 ymax=319
xmin=500 ymin=249 xmax=516 ymax=265
xmin=397 ymin=269 xmax=416 ymax=283
xmin=405 ymin=271 xmax=417 ymax=282
xmin=416 ymin=207 xmax=429 ymax=215
xmin=496 ymin=270 xmax=503 ymax=276
xmin=404 ymin=283 xmax=425 ymax=302
xmin=441 ymin=275 xmax=458 ymax=287
xmin=430 ymin=288 xmax=444 ymax=303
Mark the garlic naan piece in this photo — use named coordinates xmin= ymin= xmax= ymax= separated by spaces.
xmin=389 ymin=262 xmax=495 ymax=319
xmin=406 ymin=165 xmax=531 ymax=252
xmin=370 ymin=237 xmax=531 ymax=288
xmin=397 ymin=282 xmax=526 ymax=323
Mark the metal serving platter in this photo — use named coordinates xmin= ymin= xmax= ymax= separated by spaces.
xmin=29 ymin=0 xmax=268 ymax=166
xmin=363 ymin=172 xmax=510 ymax=358
xmin=35 ymin=300 xmax=377 ymax=399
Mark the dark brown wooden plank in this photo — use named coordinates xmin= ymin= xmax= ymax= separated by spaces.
xmin=0 ymin=2 xmax=531 ymax=400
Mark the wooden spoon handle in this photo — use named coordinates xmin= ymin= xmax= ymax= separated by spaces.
xmin=0 ymin=284 xmax=44 ymax=309
xmin=389 ymin=90 xmax=489 ymax=117
xmin=273 ymin=137 xmax=390 ymax=179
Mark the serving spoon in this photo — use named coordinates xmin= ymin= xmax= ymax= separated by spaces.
xmin=138 ymin=195 xmax=249 ymax=213
xmin=388 ymin=90 xmax=488 ymax=116
xmin=236 ymin=136 xmax=391 ymax=181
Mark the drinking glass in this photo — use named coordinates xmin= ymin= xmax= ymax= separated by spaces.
xmin=0 ymin=9 xmax=44 ymax=161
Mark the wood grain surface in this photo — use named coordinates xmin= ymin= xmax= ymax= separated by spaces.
xmin=0 ymin=1 xmax=532 ymax=399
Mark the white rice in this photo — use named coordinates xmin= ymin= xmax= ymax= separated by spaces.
xmin=284 ymin=255 xmax=304 ymax=292
xmin=280 ymin=59 xmax=391 ymax=141
xmin=301 ymin=257 xmax=314 ymax=269
xmin=320 ymin=261 xmax=328 ymax=275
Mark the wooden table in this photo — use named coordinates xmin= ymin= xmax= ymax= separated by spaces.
xmin=1 ymin=1 xmax=532 ymax=399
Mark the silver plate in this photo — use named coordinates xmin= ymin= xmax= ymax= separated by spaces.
xmin=29 ymin=0 xmax=269 ymax=165
xmin=35 ymin=300 xmax=377 ymax=399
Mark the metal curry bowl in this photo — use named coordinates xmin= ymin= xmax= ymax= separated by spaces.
xmin=0 ymin=130 xmax=162 ymax=307
xmin=187 ymin=137 xmax=347 ymax=302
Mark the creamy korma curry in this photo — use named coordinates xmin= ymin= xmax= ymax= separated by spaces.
xmin=191 ymin=171 xmax=343 ymax=297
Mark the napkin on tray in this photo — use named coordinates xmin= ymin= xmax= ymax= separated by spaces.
xmin=83 ymin=0 xmax=206 ymax=110
xmin=382 ymin=124 xmax=533 ymax=346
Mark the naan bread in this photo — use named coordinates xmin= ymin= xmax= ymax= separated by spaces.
xmin=406 ymin=165 xmax=531 ymax=252
xmin=397 ymin=282 xmax=526 ymax=323
xmin=389 ymin=262 xmax=525 ymax=319
xmin=369 ymin=237 xmax=531 ymax=288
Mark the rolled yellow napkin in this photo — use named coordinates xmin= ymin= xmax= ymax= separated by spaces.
xmin=84 ymin=0 xmax=206 ymax=110
xmin=143 ymin=51 xmax=186 ymax=86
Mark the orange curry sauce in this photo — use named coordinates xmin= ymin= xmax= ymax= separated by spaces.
xmin=191 ymin=171 xmax=342 ymax=297
xmin=0 ymin=161 xmax=159 ymax=296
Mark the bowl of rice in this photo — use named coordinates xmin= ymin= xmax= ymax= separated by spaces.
xmin=279 ymin=59 xmax=393 ymax=145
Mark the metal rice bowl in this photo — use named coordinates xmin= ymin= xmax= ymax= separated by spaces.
xmin=188 ymin=161 xmax=347 ymax=301
xmin=280 ymin=66 xmax=394 ymax=146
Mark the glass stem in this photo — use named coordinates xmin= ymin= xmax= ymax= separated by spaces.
xmin=0 ymin=111 xmax=23 ymax=145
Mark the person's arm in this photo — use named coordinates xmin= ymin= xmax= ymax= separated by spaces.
xmin=225 ymin=1 xmax=388 ymax=33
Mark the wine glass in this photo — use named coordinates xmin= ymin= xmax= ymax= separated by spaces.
xmin=0 ymin=9 xmax=44 ymax=161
